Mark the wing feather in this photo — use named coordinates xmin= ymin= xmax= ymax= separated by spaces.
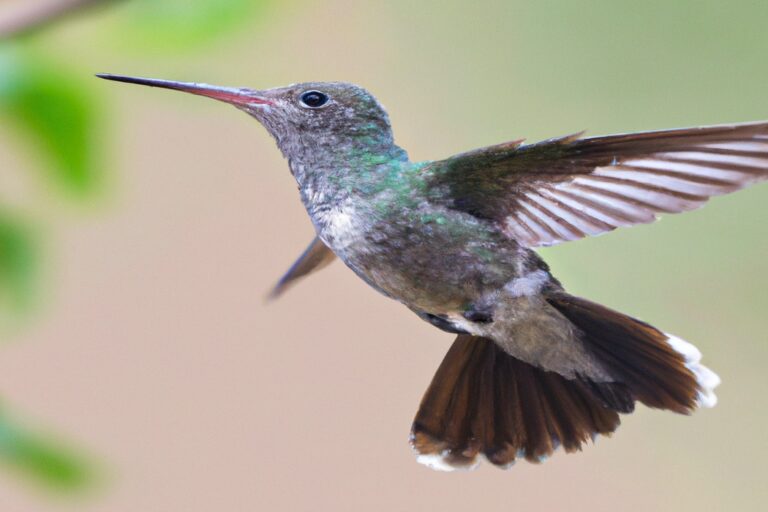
xmin=268 ymin=237 xmax=335 ymax=299
xmin=427 ymin=121 xmax=768 ymax=247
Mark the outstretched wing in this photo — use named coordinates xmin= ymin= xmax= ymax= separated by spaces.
xmin=268 ymin=237 xmax=336 ymax=299
xmin=425 ymin=121 xmax=768 ymax=247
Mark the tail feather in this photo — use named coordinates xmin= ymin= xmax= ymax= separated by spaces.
xmin=547 ymin=294 xmax=720 ymax=413
xmin=411 ymin=294 xmax=720 ymax=471
xmin=410 ymin=335 xmax=621 ymax=471
xmin=666 ymin=334 xmax=720 ymax=408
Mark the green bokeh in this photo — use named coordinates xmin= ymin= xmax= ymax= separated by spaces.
xmin=115 ymin=0 xmax=271 ymax=50
xmin=0 ymin=412 xmax=94 ymax=492
xmin=0 ymin=45 xmax=102 ymax=198
xmin=0 ymin=212 xmax=36 ymax=315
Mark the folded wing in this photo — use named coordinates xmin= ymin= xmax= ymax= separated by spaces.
xmin=268 ymin=237 xmax=336 ymax=299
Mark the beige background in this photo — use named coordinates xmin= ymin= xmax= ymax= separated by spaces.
xmin=1 ymin=1 xmax=767 ymax=511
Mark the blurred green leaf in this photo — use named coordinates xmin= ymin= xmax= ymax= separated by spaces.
xmin=0 ymin=412 xmax=94 ymax=492
xmin=0 ymin=213 xmax=37 ymax=314
xmin=117 ymin=0 xmax=269 ymax=50
xmin=0 ymin=45 xmax=102 ymax=198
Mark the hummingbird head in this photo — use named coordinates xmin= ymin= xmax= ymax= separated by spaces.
xmin=97 ymin=75 xmax=406 ymax=168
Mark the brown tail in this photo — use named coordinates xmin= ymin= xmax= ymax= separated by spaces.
xmin=410 ymin=335 xmax=621 ymax=470
xmin=547 ymin=293 xmax=719 ymax=414
xmin=410 ymin=295 xmax=719 ymax=471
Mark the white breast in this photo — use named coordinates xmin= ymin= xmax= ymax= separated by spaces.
xmin=321 ymin=203 xmax=361 ymax=250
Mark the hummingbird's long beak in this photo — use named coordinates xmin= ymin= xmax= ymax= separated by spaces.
xmin=96 ymin=74 xmax=272 ymax=106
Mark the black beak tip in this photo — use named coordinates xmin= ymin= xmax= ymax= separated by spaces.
xmin=95 ymin=73 xmax=128 ymax=84
xmin=94 ymin=73 xmax=173 ymax=89
xmin=96 ymin=73 xmax=135 ymax=83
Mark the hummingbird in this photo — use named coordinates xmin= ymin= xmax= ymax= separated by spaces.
xmin=98 ymin=73 xmax=767 ymax=471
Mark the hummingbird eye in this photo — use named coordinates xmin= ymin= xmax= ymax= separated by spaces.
xmin=299 ymin=90 xmax=329 ymax=108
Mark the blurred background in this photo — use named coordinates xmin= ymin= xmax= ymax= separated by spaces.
xmin=0 ymin=0 xmax=766 ymax=511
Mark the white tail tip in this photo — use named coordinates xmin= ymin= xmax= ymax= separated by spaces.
xmin=415 ymin=452 xmax=480 ymax=472
xmin=666 ymin=334 xmax=721 ymax=408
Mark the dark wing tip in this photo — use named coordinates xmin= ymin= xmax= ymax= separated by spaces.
xmin=266 ymin=238 xmax=336 ymax=302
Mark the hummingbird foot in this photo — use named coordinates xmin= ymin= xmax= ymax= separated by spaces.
xmin=462 ymin=305 xmax=493 ymax=324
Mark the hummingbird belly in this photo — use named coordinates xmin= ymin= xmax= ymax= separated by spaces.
xmin=318 ymin=201 xmax=530 ymax=313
